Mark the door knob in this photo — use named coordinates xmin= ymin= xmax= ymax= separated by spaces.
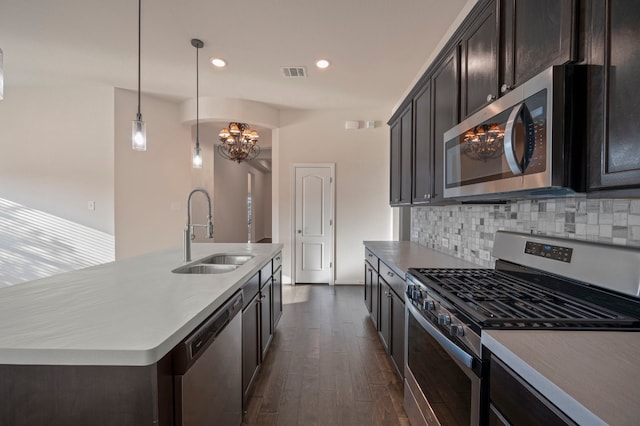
xmin=297 ymin=230 xmax=302 ymax=234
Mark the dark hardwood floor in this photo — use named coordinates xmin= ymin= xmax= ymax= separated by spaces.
xmin=242 ymin=284 xmax=409 ymax=426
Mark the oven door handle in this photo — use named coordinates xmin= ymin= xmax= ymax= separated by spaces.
xmin=406 ymin=300 xmax=474 ymax=369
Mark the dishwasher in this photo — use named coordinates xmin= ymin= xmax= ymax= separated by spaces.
xmin=172 ymin=290 xmax=243 ymax=426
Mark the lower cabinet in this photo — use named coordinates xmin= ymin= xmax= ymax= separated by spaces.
xmin=364 ymin=250 xmax=406 ymax=379
xmin=487 ymin=351 xmax=576 ymax=425
xmin=242 ymin=252 xmax=283 ymax=409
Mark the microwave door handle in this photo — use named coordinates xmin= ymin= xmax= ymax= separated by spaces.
xmin=504 ymin=103 xmax=524 ymax=175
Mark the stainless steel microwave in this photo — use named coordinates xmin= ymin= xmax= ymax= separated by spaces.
xmin=443 ymin=66 xmax=585 ymax=200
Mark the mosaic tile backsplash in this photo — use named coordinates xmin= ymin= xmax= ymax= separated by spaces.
xmin=411 ymin=196 xmax=640 ymax=268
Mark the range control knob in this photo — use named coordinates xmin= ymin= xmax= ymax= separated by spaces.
xmin=450 ymin=324 xmax=465 ymax=337
xmin=437 ymin=313 xmax=451 ymax=326
xmin=423 ymin=300 xmax=436 ymax=311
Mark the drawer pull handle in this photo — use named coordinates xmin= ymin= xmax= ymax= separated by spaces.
xmin=387 ymin=272 xmax=394 ymax=277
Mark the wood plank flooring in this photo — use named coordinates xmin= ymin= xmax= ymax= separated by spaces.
xmin=242 ymin=284 xmax=409 ymax=426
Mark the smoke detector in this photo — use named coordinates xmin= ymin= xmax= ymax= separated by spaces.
xmin=281 ymin=66 xmax=307 ymax=78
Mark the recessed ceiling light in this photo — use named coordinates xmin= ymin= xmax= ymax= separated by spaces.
xmin=315 ymin=59 xmax=330 ymax=69
xmin=210 ymin=58 xmax=226 ymax=68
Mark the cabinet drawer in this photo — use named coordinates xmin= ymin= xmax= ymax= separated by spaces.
xmin=272 ymin=252 xmax=282 ymax=272
xmin=365 ymin=249 xmax=379 ymax=272
xmin=242 ymin=272 xmax=260 ymax=308
xmin=260 ymin=262 xmax=273 ymax=287
xmin=379 ymin=262 xmax=406 ymax=297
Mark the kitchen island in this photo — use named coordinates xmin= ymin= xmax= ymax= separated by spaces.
xmin=0 ymin=242 xmax=282 ymax=425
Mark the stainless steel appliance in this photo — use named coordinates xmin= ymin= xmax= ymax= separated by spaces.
xmin=404 ymin=231 xmax=640 ymax=426
xmin=443 ymin=66 xmax=585 ymax=200
xmin=173 ymin=290 xmax=243 ymax=426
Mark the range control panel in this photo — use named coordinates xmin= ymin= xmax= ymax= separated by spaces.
xmin=525 ymin=241 xmax=573 ymax=263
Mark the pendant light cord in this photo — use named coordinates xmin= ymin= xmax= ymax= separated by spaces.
xmin=196 ymin=42 xmax=199 ymax=147
xmin=136 ymin=0 xmax=142 ymax=119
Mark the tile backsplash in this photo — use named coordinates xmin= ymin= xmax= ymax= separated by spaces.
xmin=411 ymin=196 xmax=640 ymax=268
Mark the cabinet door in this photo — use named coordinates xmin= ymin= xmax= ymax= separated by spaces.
xmin=432 ymin=49 xmax=459 ymax=203
xmin=371 ymin=269 xmax=380 ymax=329
xmin=390 ymin=290 xmax=405 ymax=379
xmin=364 ymin=262 xmax=374 ymax=314
xmin=412 ymin=82 xmax=433 ymax=204
xmin=588 ymin=0 xmax=640 ymax=192
xmin=489 ymin=355 xmax=576 ymax=425
xmin=389 ymin=119 xmax=402 ymax=205
xmin=501 ymin=0 xmax=575 ymax=91
xmin=272 ymin=267 xmax=282 ymax=328
xmin=260 ymin=279 xmax=273 ymax=359
xmin=379 ymin=281 xmax=391 ymax=352
xmin=461 ymin=0 xmax=498 ymax=118
xmin=242 ymin=296 xmax=260 ymax=406
xmin=400 ymin=104 xmax=413 ymax=205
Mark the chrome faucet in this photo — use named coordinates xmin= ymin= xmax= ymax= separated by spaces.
xmin=184 ymin=188 xmax=214 ymax=261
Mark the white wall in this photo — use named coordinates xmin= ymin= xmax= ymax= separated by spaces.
xmin=114 ymin=89 xmax=192 ymax=259
xmin=0 ymin=86 xmax=116 ymax=285
xmin=275 ymin=109 xmax=393 ymax=284
xmin=213 ymin=150 xmax=270 ymax=243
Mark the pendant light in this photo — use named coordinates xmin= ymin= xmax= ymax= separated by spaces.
xmin=131 ymin=0 xmax=146 ymax=151
xmin=191 ymin=38 xmax=204 ymax=168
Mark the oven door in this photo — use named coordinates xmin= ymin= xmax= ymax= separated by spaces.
xmin=404 ymin=299 xmax=485 ymax=426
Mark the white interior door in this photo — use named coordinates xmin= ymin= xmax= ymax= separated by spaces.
xmin=294 ymin=165 xmax=334 ymax=284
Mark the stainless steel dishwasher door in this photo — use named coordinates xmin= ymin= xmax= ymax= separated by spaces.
xmin=174 ymin=291 xmax=243 ymax=426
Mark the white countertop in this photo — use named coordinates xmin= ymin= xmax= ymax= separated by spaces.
xmin=0 ymin=243 xmax=282 ymax=366
xmin=364 ymin=241 xmax=478 ymax=276
xmin=483 ymin=330 xmax=640 ymax=426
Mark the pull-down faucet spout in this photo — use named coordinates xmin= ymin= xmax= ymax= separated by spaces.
xmin=184 ymin=188 xmax=214 ymax=262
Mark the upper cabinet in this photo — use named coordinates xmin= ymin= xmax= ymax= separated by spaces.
xmin=432 ymin=49 xmax=460 ymax=205
xmin=461 ymin=1 xmax=499 ymax=119
xmin=500 ymin=0 xmax=576 ymax=94
xmin=390 ymin=104 xmax=412 ymax=206
xmin=587 ymin=0 xmax=640 ymax=193
xmin=412 ymin=82 xmax=433 ymax=204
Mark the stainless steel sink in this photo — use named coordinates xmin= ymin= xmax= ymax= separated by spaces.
xmin=197 ymin=254 xmax=254 ymax=265
xmin=172 ymin=264 xmax=238 ymax=274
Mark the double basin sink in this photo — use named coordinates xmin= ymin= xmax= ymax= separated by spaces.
xmin=172 ymin=254 xmax=254 ymax=274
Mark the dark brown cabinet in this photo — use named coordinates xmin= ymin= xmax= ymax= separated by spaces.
xmin=500 ymin=0 xmax=576 ymax=94
xmin=390 ymin=104 xmax=413 ymax=206
xmin=488 ymin=353 xmax=575 ymax=425
xmin=364 ymin=250 xmax=405 ymax=379
xmin=461 ymin=0 xmax=498 ymax=118
xmin=242 ymin=253 xmax=282 ymax=408
xmin=432 ymin=48 xmax=460 ymax=204
xmin=389 ymin=288 xmax=405 ymax=378
xmin=379 ymin=280 xmax=392 ymax=351
xmin=587 ymin=0 xmax=640 ymax=193
xmin=412 ymin=82 xmax=434 ymax=204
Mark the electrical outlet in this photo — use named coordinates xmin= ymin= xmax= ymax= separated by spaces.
xmin=170 ymin=202 xmax=180 ymax=211
xmin=87 ymin=201 xmax=95 ymax=211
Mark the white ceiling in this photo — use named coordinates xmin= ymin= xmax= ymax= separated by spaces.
xmin=1 ymin=0 xmax=470 ymax=111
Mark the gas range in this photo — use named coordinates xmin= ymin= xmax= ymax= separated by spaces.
xmin=403 ymin=231 xmax=640 ymax=426
xmin=406 ymin=232 xmax=640 ymax=356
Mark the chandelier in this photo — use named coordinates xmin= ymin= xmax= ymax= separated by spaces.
xmin=462 ymin=123 xmax=504 ymax=161
xmin=218 ymin=123 xmax=260 ymax=163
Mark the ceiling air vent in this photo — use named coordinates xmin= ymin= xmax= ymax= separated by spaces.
xmin=281 ymin=66 xmax=307 ymax=78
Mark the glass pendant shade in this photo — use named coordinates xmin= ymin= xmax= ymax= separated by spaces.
xmin=132 ymin=118 xmax=147 ymax=151
xmin=193 ymin=144 xmax=203 ymax=168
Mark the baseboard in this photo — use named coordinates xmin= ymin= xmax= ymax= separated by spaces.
xmin=334 ymin=280 xmax=365 ymax=285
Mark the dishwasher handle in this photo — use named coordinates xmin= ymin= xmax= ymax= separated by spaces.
xmin=173 ymin=290 xmax=243 ymax=375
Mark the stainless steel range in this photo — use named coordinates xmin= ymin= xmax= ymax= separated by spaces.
xmin=403 ymin=231 xmax=640 ymax=426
